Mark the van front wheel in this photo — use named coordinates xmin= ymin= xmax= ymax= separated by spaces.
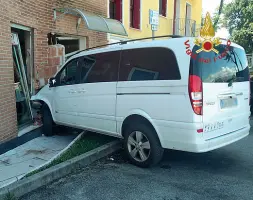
xmin=42 ymin=105 xmax=54 ymax=137
xmin=123 ymin=123 xmax=164 ymax=168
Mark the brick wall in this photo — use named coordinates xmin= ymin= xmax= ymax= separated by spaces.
xmin=48 ymin=45 xmax=65 ymax=78
xmin=0 ymin=0 xmax=108 ymax=142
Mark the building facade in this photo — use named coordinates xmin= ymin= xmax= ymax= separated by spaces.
xmin=108 ymin=0 xmax=202 ymax=42
xmin=0 ymin=0 xmax=202 ymax=143
xmin=0 ymin=0 xmax=109 ymax=142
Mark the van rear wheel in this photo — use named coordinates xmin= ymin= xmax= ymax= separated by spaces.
xmin=123 ymin=123 xmax=164 ymax=168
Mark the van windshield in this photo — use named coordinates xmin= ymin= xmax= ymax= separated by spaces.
xmin=190 ymin=44 xmax=249 ymax=83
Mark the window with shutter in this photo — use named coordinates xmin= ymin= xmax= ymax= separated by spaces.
xmin=109 ymin=0 xmax=116 ymax=19
xmin=115 ymin=0 xmax=122 ymax=22
xmin=130 ymin=0 xmax=134 ymax=27
xmin=109 ymin=0 xmax=122 ymax=22
xmin=159 ymin=0 xmax=167 ymax=17
xmin=130 ymin=0 xmax=140 ymax=29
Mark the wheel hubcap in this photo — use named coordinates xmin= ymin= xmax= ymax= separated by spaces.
xmin=127 ymin=131 xmax=151 ymax=162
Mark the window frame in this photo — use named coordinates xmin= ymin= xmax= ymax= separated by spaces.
xmin=159 ymin=0 xmax=167 ymax=17
xmin=109 ymin=0 xmax=123 ymax=22
xmin=54 ymin=35 xmax=87 ymax=60
xmin=109 ymin=0 xmax=117 ymax=19
xmin=130 ymin=0 xmax=141 ymax=29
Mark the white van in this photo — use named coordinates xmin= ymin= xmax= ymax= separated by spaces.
xmin=31 ymin=36 xmax=251 ymax=168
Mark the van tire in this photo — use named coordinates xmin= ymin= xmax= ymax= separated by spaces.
xmin=42 ymin=105 xmax=54 ymax=137
xmin=123 ymin=123 xmax=164 ymax=168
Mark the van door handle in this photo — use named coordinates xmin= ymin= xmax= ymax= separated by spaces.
xmin=68 ymin=89 xmax=76 ymax=94
xmin=218 ymin=94 xmax=235 ymax=98
xmin=236 ymin=92 xmax=243 ymax=96
xmin=218 ymin=92 xmax=243 ymax=98
xmin=78 ymin=88 xmax=86 ymax=93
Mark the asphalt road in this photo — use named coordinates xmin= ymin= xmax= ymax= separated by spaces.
xmin=21 ymin=128 xmax=253 ymax=200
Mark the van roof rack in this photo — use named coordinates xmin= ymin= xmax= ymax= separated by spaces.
xmin=70 ymin=35 xmax=184 ymax=58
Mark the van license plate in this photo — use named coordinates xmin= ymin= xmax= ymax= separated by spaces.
xmin=220 ymin=98 xmax=238 ymax=109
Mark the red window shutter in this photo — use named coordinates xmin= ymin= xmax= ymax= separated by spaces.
xmin=133 ymin=0 xmax=140 ymax=29
xmin=162 ymin=0 xmax=167 ymax=16
xmin=115 ymin=0 xmax=122 ymax=22
xmin=173 ymin=0 xmax=177 ymax=33
xmin=130 ymin=0 xmax=133 ymax=27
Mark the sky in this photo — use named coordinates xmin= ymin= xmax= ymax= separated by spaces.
xmin=202 ymin=0 xmax=233 ymax=39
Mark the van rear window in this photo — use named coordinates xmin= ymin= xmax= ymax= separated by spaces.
xmin=190 ymin=44 xmax=249 ymax=83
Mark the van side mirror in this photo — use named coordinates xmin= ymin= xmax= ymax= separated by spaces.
xmin=48 ymin=77 xmax=56 ymax=88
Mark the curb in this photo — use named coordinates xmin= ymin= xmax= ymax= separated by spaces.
xmin=0 ymin=127 xmax=42 ymax=155
xmin=0 ymin=131 xmax=85 ymax=189
xmin=24 ymin=131 xmax=85 ymax=176
xmin=0 ymin=140 xmax=121 ymax=199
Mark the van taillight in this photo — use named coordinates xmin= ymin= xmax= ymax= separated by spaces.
xmin=189 ymin=75 xmax=203 ymax=115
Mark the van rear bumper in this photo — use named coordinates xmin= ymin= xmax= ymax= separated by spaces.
xmin=195 ymin=126 xmax=250 ymax=153
xmin=156 ymin=121 xmax=250 ymax=152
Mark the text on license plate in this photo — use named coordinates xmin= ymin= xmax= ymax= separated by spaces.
xmin=220 ymin=98 xmax=238 ymax=109
xmin=204 ymin=121 xmax=224 ymax=133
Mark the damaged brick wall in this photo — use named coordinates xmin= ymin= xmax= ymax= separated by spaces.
xmin=46 ymin=45 xmax=65 ymax=82
xmin=0 ymin=0 xmax=108 ymax=142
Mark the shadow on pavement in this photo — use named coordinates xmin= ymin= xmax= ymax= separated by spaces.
xmin=53 ymin=126 xmax=82 ymax=137
xmin=160 ymin=149 xmax=238 ymax=172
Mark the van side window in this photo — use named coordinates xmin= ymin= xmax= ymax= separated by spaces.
xmin=58 ymin=58 xmax=79 ymax=86
xmin=119 ymin=47 xmax=181 ymax=81
xmin=80 ymin=51 xmax=120 ymax=83
xmin=79 ymin=57 xmax=96 ymax=83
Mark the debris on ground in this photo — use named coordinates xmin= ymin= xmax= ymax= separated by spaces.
xmin=108 ymin=157 xmax=114 ymax=161
xmin=0 ymin=158 xmax=10 ymax=165
xmin=24 ymin=149 xmax=47 ymax=155
xmin=33 ymin=111 xmax=42 ymax=126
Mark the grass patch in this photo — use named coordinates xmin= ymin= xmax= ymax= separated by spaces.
xmin=2 ymin=192 xmax=17 ymax=200
xmin=25 ymin=132 xmax=114 ymax=177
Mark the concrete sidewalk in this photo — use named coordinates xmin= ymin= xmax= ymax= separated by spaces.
xmin=0 ymin=134 xmax=77 ymax=188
